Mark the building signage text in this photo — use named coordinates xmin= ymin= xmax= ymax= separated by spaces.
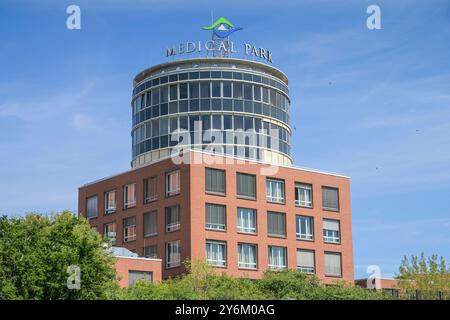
xmin=166 ymin=41 xmax=273 ymax=63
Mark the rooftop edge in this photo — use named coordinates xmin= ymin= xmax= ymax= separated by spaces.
xmin=79 ymin=150 xmax=350 ymax=188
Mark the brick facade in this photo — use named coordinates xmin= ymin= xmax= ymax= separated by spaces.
xmin=79 ymin=151 xmax=354 ymax=283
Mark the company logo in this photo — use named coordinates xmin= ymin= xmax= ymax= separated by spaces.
xmin=202 ymin=17 xmax=243 ymax=38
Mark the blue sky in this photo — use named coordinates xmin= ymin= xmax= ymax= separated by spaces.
xmin=0 ymin=0 xmax=449 ymax=278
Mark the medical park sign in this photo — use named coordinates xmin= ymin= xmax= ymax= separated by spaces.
xmin=165 ymin=17 xmax=273 ymax=64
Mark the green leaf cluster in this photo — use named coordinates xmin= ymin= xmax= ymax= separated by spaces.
xmin=0 ymin=211 xmax=118 ymax=299
xmin=119 ymin=259 xmax=388 ymax=300
xmin=397 ymin=252 xmax=450 ymax=298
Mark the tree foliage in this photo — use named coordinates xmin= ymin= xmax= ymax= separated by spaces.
xmin=5 ymin=212 xmax=445 ymax=300
xmin=397 ymin=252 xmax=450 ymax=297
xmin=0 ymin=211 xmax=118 ymax=299
xmin=119 ymin=259 xmax=387 ymax=300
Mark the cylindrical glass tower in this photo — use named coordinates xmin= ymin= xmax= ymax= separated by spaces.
xmin=131 ymin=58 xmax=292 ymax=168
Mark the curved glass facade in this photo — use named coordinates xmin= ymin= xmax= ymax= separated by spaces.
xmin=131 ymin=59 xmax=292 ymax=167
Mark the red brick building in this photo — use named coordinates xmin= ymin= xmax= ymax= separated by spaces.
xmin=79 ymin=152 xmax=353 ymax=283
xmin=78 ymin=58 xmax=354 ymax=283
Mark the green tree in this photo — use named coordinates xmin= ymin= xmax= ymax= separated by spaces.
xmin=256 ymin=269 xmax=386 ymax=300
xmin=122 ymin=260 xmax=386 ymax=300
xmin=0 ymin=211 xmax=118 ymax=299
xmin=397 ymin=253 xmax=450 ymax=298
xmin=124 ymin=259 xmax=266 ymax=300
xmin=257 ymin=269 xmax=321 ymax=299
xmin=316 ymin=281 xmax=388 ymax=300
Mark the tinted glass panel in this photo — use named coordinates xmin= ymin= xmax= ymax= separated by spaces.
xmin=179 ymin=83 xmax=188 ymax=99
xmin=211 ymin=71 xmax=221 ymax=78
xmin=222 ymin=71 xmax=232 ymax=79
xmin=160 ymin=86 xmax=168 ymax=103
xmin=223 ymin=82 xmax=232 ymax=97
xmin=170 ymin=85 xmax=178 ymax=101
xmin=189 ymin=83 xmax=199 ymax=99
xmin=244 ymin=84 xmax=252 ymax=100
xmin=200 ymin=71 xmax=210 ymax=79
xmin=212 ymin=81 xmax=221 ymax=97
xmin=234 ymin=116 xmax=243 ymax=130
xmin=200 ymin=82 xmax=210 ymax=98
xmin=233 ymin=83 xmax=243 ymax=99
xmin=179 ymin=72 xmax=188 ymax=80
xmin=212 ymin=115 xmax=221 ymax=130
xmin=224 ymin=115 xmax=232 ymax=130
xmin=189 ymin=72 xmax=199 ymax=79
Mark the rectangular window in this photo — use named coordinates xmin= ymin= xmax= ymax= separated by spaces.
xmin=234 ymin=116 xmax=243 ymax=130
xmin=104 ymin=190 xmax=116 ymax=214
xmin=266 ymin=178 xmax=285 ymax=203
xmin=165 ymin=205 xmax=180 ymax=232
xmin=322 ymin=187 xmax=339 ymax=211
xmin=136 ymin=95 xmax=143 ymax=111
xmin=297 ymin=249 xmax=315 ymax=274
xmin=103 ymin=222 xmax=116 ymax=245
xmin=222 ymin=82 xmax=232 ymax=97
xmin=166 ymin=241 xmax=181 ymax=268
xmin=295 ymin=183 xmax=312 ymax=208
xmin=128 ymin=270 xmax=152 ymax=286
xmin=237 ymin=243 xmax=257 ymax=269
xmin=144 ymin=176 xmax=158 ymax=203
xmin=236 ymin=173 xmax=256 ymax=199
xmin=212 ymin=115 xmax=221 ymax=130
xmin=205 ymin=168 xmax=226 ymax=195
xmin=324 ymin=252 xmax=342 ymax=277
xmin=267 ymin=211 xmax=286 ymax=237
xmin=268 ymin=246 xmax=287 ymax=270
xmin=123 ymin=216 xmax=136 ymax=242
xmin=146 ymin=91 xmax=151 ymax=107
xmin=323 ymin=219 xmax=340 ymax=243
xmin=144 ymin=211 xmax=157 ymax=237
xmin=160 ymin=118 xmax=168 ymax=135
xmin=179 ymin=83 xmax=188 ymax=99
xmin=123 ymin=183 xmax=136 ymax=209
xmin=211 ymin=81 xmax=221 ymax=97
xmin=189 ymin=82 xmax=199 ymax=99
xmin=160 ymin=85 xmax=168 ymax=103
xmin=144 ymin=245 xmax=158 ymax=259
xmin=237 ymin=208 xmax=256 ymax=234
xmin=269 ymin=89 xmax=276 ymax=106
xmin=224 ymin=115 xmax=232 ymax=130
xmin=166 ymin=170 xmax=180 ymax=197
xmin=254 ymin=85 xmax=261 ymax=101
xmin=86 ymin=195 xmax=98 ymax=219
xmin=205 ymin=203 xmax=226 ymax=231
xmin=169 ymin=84 xmax=178 ymax=101
xmin=233 ymin=83 xmax=243 ymax=99
xmin=200 ymin=82 xmax=210 ymax=98
xmin=206 ymin=240 xmax=226 ymax=267
xmin=296 ymin=215 xmax=314 ymax=240
xmin=262 ymin=87 xmax=269 ymax=103
xmin=243 ymin=83 xmax=253 ymax=100
xmin=152 ymin=87 xmax=159 ymax=105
